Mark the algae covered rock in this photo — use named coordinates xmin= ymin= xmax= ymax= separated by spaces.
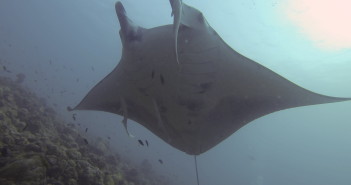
xmin=0 ymin=76 xmax=173 ymax=185
xmin=0 ymin=155 xmax=46 ymax=182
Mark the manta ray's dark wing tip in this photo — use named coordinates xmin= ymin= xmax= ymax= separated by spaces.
xmin=325 ymin=96 xmax=351 ymax=103
xmin=302 ymin=87 xmax=351 ymax=105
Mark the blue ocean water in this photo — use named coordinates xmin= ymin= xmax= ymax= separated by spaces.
xmin=0 ymin=0 xmax=350 ymax=185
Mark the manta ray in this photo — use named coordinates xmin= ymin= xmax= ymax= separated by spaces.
xmin=69 ymin=1 xmax=350 ymax=156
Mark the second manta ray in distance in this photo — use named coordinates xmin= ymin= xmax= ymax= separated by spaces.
xmin=69 ymin=1 xmax=350 ymax=155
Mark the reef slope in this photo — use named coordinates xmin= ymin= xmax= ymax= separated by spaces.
xmin=0 ymin=76 xmax=170 ymax=185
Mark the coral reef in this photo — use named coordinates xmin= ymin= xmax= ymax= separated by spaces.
xmin=0 ymin=76 xmax=171 ymax=185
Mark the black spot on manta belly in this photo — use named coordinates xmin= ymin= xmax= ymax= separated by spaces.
xmin=138 ymin=88 xmax=149 ymax=96
xmin=178 ymin=97 xmax=204 ymax=112
xmin=197 ymin=82 xmax=213 ymax=94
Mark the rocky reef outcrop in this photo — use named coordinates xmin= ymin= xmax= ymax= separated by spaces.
xmin=0 ymin=76 xmax=171 ymax=185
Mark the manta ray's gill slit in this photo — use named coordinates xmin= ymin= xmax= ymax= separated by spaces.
xmin=160 ymin=74 xmax=165 ymax=85
xmin=151 ymin=70 xmax=155 ymax=79
xmin=178 ymin=49 xmax=219 ymax=67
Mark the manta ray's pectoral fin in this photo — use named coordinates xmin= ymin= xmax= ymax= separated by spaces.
xmin=121 ymin=97 xmax=134 ymax=138
xmin=115 ymin=1 xmax=145 ymax=45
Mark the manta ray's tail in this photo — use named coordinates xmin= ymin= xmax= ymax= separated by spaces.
xmin=194 ymin=155 xmax=200 ymax=185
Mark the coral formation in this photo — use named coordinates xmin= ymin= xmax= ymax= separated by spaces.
xmin=0 ymin=76 xmax=171 ymax=185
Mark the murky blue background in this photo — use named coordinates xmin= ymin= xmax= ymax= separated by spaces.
xmin=1 ymin=0 xmax=351 ymax=184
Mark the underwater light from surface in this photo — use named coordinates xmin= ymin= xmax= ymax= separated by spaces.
xmin=282 ymin=0 xmax=351 ymax=50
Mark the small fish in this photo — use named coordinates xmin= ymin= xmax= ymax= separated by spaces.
xmin=91 ymin=66 xmax=95 ymax=71
xmin=66 ymin=123 xmax=75 ymax=128
xmin=145 ymin=140 xmax=149 ymax=147
xmin=83 ymin=138 xmax=89 ymax=145
xmin=72 ymin=113 xmax=77 ymax=121
xmin=158 ymin=159 xmax=163 ymax=164
xmin=138 ymin=139 xmax=144 ymax=146
xmin=85 ymin=128 xmax=88 ymax=133
xmin=107 ymin=136 xmax=111 ymax=140
xmin=2 ymin=66 xmax=11 ymax=73
xmin=15 ymin=73 xmax=26 ymax=83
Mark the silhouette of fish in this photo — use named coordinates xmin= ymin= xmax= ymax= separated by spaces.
xmin=138 ymin=139 xmax=144 ymax=146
